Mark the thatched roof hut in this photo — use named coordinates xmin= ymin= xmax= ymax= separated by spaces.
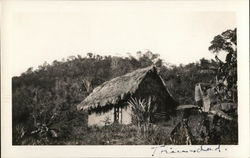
xmin=77 ymin=66 xmax=176 ymax=110
xmin=77 ymin=66 xmax=178 ymax=126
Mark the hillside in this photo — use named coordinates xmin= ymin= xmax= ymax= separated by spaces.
xmin=12 ymin=51 xmax=220 ymax=144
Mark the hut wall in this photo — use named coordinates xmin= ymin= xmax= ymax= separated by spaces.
xmin=120 ymin=105 xmax=132 ymax=124
xmin=88 ymin=109 xmax=114 ymax=126
xmin=88 ymin=106 xmax=132 ymax=126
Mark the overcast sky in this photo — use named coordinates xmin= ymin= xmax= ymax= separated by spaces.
xmin=5 ymin=2 xmax=236 ymax=77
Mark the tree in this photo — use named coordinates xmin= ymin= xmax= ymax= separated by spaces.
xmin=137 ymin=50 xmax=162 ymax=68
xmin=209 ymin=28 xmax=237 ymax=102
xmin=209 ymin=28 xmax=236 ymax=54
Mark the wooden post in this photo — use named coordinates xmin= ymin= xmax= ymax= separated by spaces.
xmin=120 ymin=107 xmax=123 ymax=124
xmin=114 ymin=107 xmax=119 ymax=123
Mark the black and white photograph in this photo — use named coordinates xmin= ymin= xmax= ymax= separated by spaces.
xmin=1 ymin=0 xmax=249 ymax=157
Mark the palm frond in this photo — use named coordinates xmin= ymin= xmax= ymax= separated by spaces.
xmin=177 ymin=104 xmax=233 ymax=121
xmin=176 ymin=105 xmax=200 ymax=110
xmin=209 ymin=110 xmax=233 ymax=121
xmin=127 ymin=97 xmax=157 ymax=124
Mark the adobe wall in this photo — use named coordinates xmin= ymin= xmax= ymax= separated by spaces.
xmin=88 ymin=109 xmax=114 ymax=126
xmin=88 ymin=106 xmax=132 ymax=126
xmin=120 ymin=105 xmax=132 ymax=124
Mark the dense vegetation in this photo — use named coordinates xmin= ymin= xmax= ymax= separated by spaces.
xmin=12 ymin=28 xmax=237 ymax=145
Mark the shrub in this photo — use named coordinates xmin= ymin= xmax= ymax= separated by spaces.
xmin=127 ymin=97 xmax=157 ymax=135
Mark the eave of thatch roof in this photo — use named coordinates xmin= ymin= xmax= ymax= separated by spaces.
xmin=77 ymin=66 xmax=176 ymax=112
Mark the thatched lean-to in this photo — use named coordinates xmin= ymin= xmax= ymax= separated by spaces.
xmin=77 ymin=66 xmax=178 ymax=126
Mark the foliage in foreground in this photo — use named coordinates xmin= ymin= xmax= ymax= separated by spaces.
xmin=13 ymin=115 xmax=238 ymax=145
xmin=14 ymin=121 xmax=182 ymax=145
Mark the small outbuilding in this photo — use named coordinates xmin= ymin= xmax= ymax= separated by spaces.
xmin=77 ymin=66 xmax=178 ymax=126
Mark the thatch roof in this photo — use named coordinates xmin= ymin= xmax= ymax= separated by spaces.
xmin=77 ymin=66 xmax=175 ymax=112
